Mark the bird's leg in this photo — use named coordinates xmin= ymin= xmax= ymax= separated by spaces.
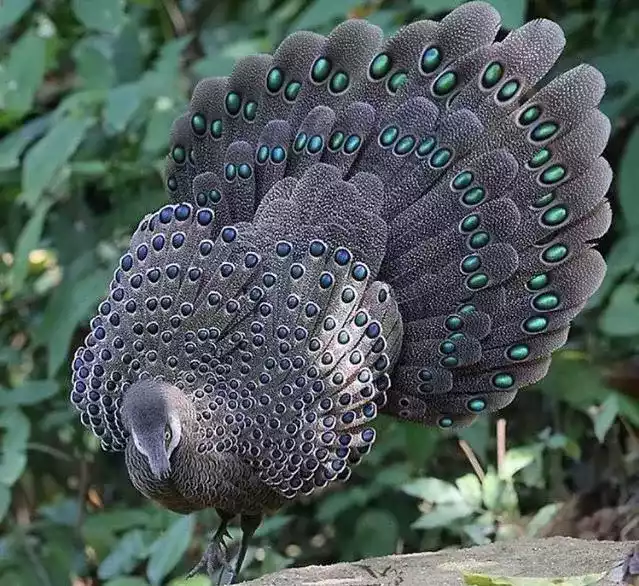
xmin=228 ymin=513 xmax=263 ymax=585
xmin=187 ymin=510 xmax=235 ymax=584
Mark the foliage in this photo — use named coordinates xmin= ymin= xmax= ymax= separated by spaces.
xmin=0 ymin=0 xmax=638 ymax=584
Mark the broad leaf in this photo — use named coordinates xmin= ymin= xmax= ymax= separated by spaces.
xmin=499 ymin=446 xmax=540 ymax=480
xmin=354 ymin=510 xmax=399 ymax=557
xmin=600 ymin=282 xmax=639 ymax=337
xmin=402 ymin=477 xmax=463 ymax=504
xmin=72 ymin=0 xmax=126 ymax=33
xmin=98 ymin=529 xmax=149 ymax=580
xmin=293 ymin=0 xmax=363 ymax=31
xmin=593 ymin=393 xmax=619 ymax=443
xmin=21 ymin=116 xmax=94 ymax=206
xmin=0 ymin=380 xmax=58 ymax=407
xmin=0 ymin=0 xmax=35 ymax=30
xmin=411 ymin=502 xmax=475 ymax=529
xmin=146 ymin=515 xmax=195 ymax=586
xmin=10 ymin=201 xmax=51 ymax=294
xmin=0 ymin=30 xmax=47 ymax=116
xmin=618 ymin=116 xmax=639 ymax=230
xmin=482 ymin=0 xmax=526 ymax=29
xmin=0 ymin=485 xmax=11 ymax=522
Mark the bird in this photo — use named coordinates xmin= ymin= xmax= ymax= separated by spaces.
xmin=69 ymin=1 xmax=612 ymax=583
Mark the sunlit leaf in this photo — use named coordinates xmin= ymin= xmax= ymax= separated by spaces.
xmin=0 ymin=30 xmax=47 ymax=116
xmin=499 ymin=446 xmax=540 ymax=480
xmin=456 ymin=473 xmax=483 ymax=509
xmin=463 ymin=571 xmax=606 ymax=585
xmin=526 ymin=503 xmax=561 ymax=537
xmin=593 ymin=393 xmax=619 ymax=443
xmin=21 ymin=116 xmax=94 ymax=206
xmin=72 ymin=0 xmax=126 ymax=33
xmin=146 ymin=515 xmax=195 ymax=586
xmin=402 ymin=477 xmax=464 ymax=504
xmin=411 ymin=502 xmax=475 ymax=529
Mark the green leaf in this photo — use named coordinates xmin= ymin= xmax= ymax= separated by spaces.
xmin=593 ymin=394 xmax=619 ymax=443
xmin=316 ymin=486 xmax=371 ymax=523
xmin=0 ymin=116 xmax=50 ymax=171
xmin=10 ymin=201 xmax=51 ymax=294
xmin=0 ymin=408 xmax=30 ymax=485
xmin=0 ymin=484 xmax=11 ymax=522
xmin=617 ymin=119 xmax=639 ymax=229
xmin=402 ymin=477 xmax=463 ymax=504
xmin=98 ymin=529 xmax=149 ymax=580
xmin=0 ymin=380 xmax=58 ymax=407
xmin=84 ymin=509 xmax=156 ymax=536
xmin=455 ymin=473 xmax=483 ymax=509
xmin=72 ymin=36 xmax=117 ymax=91
xmin=536 ymin=352 xmax=612 ymax=412
xmin=411 ymin=502 xmax=475 ymax=529
xmin=142 ymin=106 xmax=180 ymax=154
xmin=482 ymin=470 xmax=501 ymax=511
xmin=104 ymin=579 xmax=151 ymax=586
xmin=293 ymin=0 xmax=363 ymax=31
xmin=39 ymin=260 xmax=113 ymax=377
xmin=526 ymin=503 xmax=561 ymax=537
xmin=499 ymin=446 xmax=540 ymax=479
xmin=0 ymin=408 xmax=30 ymax=452
xmin=412 ymin=0 xmax=465 ymax=13
xmin=463 ymin=572 xmax=606 ymax=585
xmin=587 ymin=233 xmax=639 ymax=310
xmin=146 ymin=515 xmax=195 ymax=586
xmin=72 ymin=0 xmax=126 ymax=33
xmin=0 ymin=0 xmax=35 ymax=30
xmin=353 ymin=510 xmax=399 ymax=557
xmin=0 ymin=31 xmax=47 ymax=116
xmin=481 ymin=0 xmax=526 ymax=29
xmin=21 ymin=115 xmax=94 ymax=207
xmin=600 ymin=282 xmax=639 ymax=337
xmin=253 ymin=515 xmax=293 ymax=538
xmin=104 ymin=83 xmax=143 ymax=134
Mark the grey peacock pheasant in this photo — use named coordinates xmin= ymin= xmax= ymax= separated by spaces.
xmin=70 ymin=1 xmax=612 ymax=583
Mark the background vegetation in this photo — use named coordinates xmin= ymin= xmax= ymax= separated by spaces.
xmin=1 ymin=0 xmax=639 ymax=584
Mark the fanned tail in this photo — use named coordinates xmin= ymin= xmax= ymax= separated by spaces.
xmin=162 ymin=1 xmax=611 ymax=430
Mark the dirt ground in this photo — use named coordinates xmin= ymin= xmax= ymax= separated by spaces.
xmin=241 ymin=537 xmax=635 ymax=586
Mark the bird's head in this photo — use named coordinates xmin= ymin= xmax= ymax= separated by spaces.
xmin=121 ymin=380 xmax=184 ymax=480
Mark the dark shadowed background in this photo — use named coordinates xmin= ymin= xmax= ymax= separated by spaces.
xmin=0 ymin=0 xmax=638 ymax=584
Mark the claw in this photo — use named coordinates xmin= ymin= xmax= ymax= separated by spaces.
xmin=187 ymin=520 xmax=235 ymax=585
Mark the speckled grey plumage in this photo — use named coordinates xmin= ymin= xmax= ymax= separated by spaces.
xmin=69 ymin=1 xmax=612 ymax=581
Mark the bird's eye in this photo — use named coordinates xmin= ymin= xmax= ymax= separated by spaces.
xmin=164 ymin=427 xmax=172 ymax=443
